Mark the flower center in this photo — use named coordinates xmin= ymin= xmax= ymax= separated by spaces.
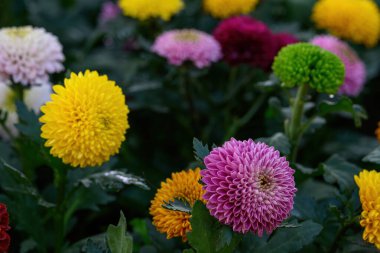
xmin=5 ymin=27 xmax=32 ymax=38
xmin=258 ymin=174 xmax=272 ymax=191
xmin=175 ymin=30 xmax=199 ymax=42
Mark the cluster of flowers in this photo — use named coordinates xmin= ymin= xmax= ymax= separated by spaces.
xmin=0 ymin=26 xmax=64 ymax=139
xmin=0 ymin=204 xmax=10 ymax=253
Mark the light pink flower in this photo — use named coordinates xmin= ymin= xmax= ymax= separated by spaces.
xmin=152 ymin=29 xmax=222 ymax=68
xmin=311 ymin=35 xmax=366 ymax=97
xmin=201 ymin=138 xmax=296 ymax=235
xmin=0 ymin=26 xmax=64 ymax=86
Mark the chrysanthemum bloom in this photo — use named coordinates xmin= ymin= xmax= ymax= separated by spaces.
xmin=204 ymin=0 xmax=259 ymax=19
xmin=152 ymin=29 xmax=222 ymax=68
xmin=201 ymin=138 xmax=296 ymax=235
xmin=0 ymin=81 xmax=52 ymax=139
xmin=273 ymin=33 xmax=299 ymax=54
xmin=118 ymin=0 xmax=183 ymax=21
xmin=355 ymin=170 xmax=380 ymax=249
xmin=272 ymin=43 xmax=345 ymax=94
xmin=149 ymin=168 xmax=205 ymax=241
xmin=213 ymin=16 xmax=276 ymax=71
xmin=39 ymin=70 xmax=129 ymax=168
xmin=0 ymin=26 xmax=64 ymax=86
xmin=99 ymin=1 xmax=121 ymax=24
xmin=312 ymin=0 xmax=380 ymax=47
xmin=311 ymin=35 xmax=366 ymax=97
xmin=0 ymin=203 xmax=10 ymax=253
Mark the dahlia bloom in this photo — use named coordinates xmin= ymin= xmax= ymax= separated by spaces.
xmin=149 ymin=168 xmax=205 ymax=241
xmin=118 ymin=0 xmax=183 ymax=21
xmin=355 ymin=170 xmax=380 ymax=249
xmin=99 ymin=1 xmax=121 ymax=24
xmin=201 ymin=138 xmax=296 ymax=235
xmin=204 ymin=0 xmax=259 ymax=19
xmin=312 ymin=0 xmax=380 ymax=47
xmin=39 ymin=70 xmax=129 ymax=168
xmin=272 ymin=43 xmax=345 ymax=94
xmin=152 ymin=29 xmax=222 ymax=68
xmin=311 ymin=35 xmax=366 ymax=97
xmin=0 ymin=81 xmax=51 ymax=139
xmin=0 ymin=26 xmax=64 ymax=86
xmin=213 ymin=16 xmax=276 ymax=71
xmin=0 ymin=203 xmax=10 ymax=253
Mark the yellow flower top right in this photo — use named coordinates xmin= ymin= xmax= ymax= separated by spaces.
xmin=355 ymin=170 xmax=380 ymax=249
xmin=312 ymin=0 xmax=380 ymax=47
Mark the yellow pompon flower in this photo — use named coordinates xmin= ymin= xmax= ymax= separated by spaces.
xmin=204 ymin=0 xmax=259 ymax=19
xmin=149 ymin=168 xmax=205 ymax=241
xmin=354 ymin=170 xmax=380 ymax=249
xmin=39 ymin=70 xmax=129 ymax=168
xmin=118 ymin=0 xmax=184 ymax=21
xmin=312 ymin=0 xmax=380 ymax=47
xmin=376 ymin=122 xmax=380 ymax=142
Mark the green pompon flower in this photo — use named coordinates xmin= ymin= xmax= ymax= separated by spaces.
xmin=272 ymin=43 xmax=345 ymax=94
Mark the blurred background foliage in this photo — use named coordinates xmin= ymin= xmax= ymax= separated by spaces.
xmin=1 ymin=0 xmax=380 ymax=252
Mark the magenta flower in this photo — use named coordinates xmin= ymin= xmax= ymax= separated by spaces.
xmin=201 ymin=138 xmax=296 ymax=235
xmin=99 ymin=1 xmax=121 ymax=24
xmin=213 ymin=16 xmax=276 ymax=71
xmin=311 ymin=35 xmax=366 ymax=97
xmin=152 ymin=29 xmax=222 ymax=68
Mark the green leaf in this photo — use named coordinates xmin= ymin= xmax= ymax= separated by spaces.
xmin=79 ymin=170 xmax=149 ymax=191
xmin=257 ymin=220 xmax=323 ymax=253
xmin=322 ymin=155 xmax=360 ymax=192
xmin=183 ymin=249 xmax=196 ymax=253
xmin=256 ymin=133 xmax=291 ymax=155
xmin=187 ymin=201 xmax=241 ymax=253
xmin=85 ymin=239 xmax=108 ymax=253
xmin=363 ymin=146 xmax=380 ymax=165
xmin=318 ymin=97 xmax=367 ymax=127
xmin=193 ymin=138 xmax=210 ymax=163
xmin=162 ymin=198 xmax=192 ymax=214
xmin=106 ymin=211 xmax=133 ymax=253
xmin=0 ymin=160 xmax=54 ymax=208
xmin=15 ymin=100 xmax=43 ymax=143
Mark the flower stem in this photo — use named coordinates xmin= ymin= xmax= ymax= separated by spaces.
xmin=180 ymin=67 xmax=199 ymax=136
xmin=54 ymin=168 xmax=67 ymax=253
xmin=287 ymin=84 xmax=308 ymax=163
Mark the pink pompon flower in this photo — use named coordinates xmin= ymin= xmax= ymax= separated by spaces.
xmin=213 ymin=16 xmax=276 ymax=71
xmin=311 ymin=35 xmax=366 ymax=97
xmin=152 ymin=29 xmax=222 ymax=68
xmin=201 ymin=138 xmax=296 ymax=235
xmin=99 ymin=1 xmax=121 ymax=24
xmin=0 ymin=26 xmax=64 ymax=86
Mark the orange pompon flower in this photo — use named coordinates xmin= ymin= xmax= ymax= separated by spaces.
xmin=149 ymin=168 xmax=205 ymax=241
xmin=354 ymin=170 xmax=380 ymax=249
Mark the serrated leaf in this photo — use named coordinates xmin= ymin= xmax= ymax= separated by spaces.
xmin=363 ymin=146 xmax=380 ymax=165
xmin=257 ymin=220 xmax=323 ymax=253
xmin=322 ymin=155 xmax=360 ymax=192
xmin=256 ymin=133 xmax=291 ymax=155
xmin=0 ymin=160 xmax=55 ymax=208
xmin=106 ymin=211 xmax=133 ymax=253
xmin=193 ymin=138 xmax=210 ymax=162
xmin=187 ymin=201 xmax=241 ymax=253
xmin=162 ymin=198 xmax=192 ymax=214
xmin=318 ymin=97 xmax=367 ymax=127
xmin=79 ymin=170 xmax=149 ymax=191
xmin=15 ymin=100 xmax=43 ymax=143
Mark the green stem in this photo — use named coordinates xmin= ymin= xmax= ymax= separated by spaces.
xmin=225 ymin=92 xmax=267 ymax=139
xmin=54 ymin=169 xmax=67 ymax=253
xmin=288 ymin=84 xmax=308 ymax=163
xmin=328 ymin=217 xmax=358 ymax=253
xmin=11 ymin=82 xmax=24 ymax=101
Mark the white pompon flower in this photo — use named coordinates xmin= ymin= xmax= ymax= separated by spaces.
xmin=0 ymin=81 xmax=52 ymax=139
xmin=0 ymin=26 xmax=64 ymax=86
